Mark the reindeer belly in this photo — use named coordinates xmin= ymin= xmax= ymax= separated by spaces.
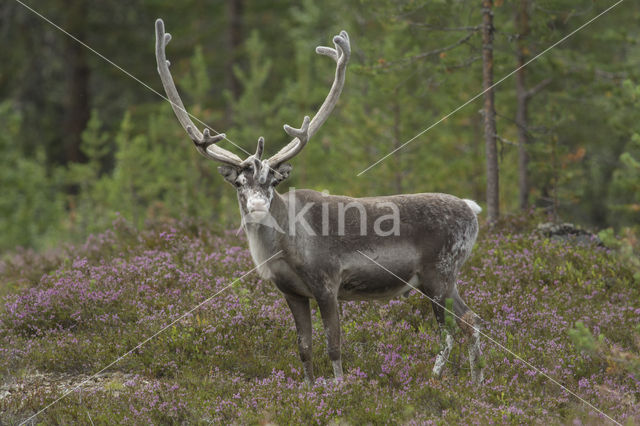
xmin=339 ymin=277 xmax=415 ymax=301
xmin=338 ymin=251 xmax=418 ymax=301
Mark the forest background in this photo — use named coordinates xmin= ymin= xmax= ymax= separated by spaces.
xmin=1 ymin=0 xmax=639 ymax=252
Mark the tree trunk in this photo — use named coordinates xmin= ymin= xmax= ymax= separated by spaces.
xmin=225 ymin=0 xmax=244 ymax=125
xmin=515 ymin=0 xmax=530 ymax=211
xmin=482 ymin=0 xmax=499 ymax=223
xmin=63 ymin=0 xmax=90 ymax=164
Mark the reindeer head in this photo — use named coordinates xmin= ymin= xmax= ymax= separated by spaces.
xmin=217 ymin=136 xmax=294 ymax=217
xmin=155 ymin=19 xmax=350 ymax=217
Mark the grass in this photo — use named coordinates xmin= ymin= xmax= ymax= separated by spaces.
xmin=0 ymin=214 xmax=638 ymax=424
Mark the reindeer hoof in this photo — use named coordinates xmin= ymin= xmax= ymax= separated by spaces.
xmin=470 ymin=367 xmax=484 ymax=385
xmin=432 ymin=355 xmax=446 ymax=377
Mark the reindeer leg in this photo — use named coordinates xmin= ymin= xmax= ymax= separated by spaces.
xmin=431 ymin=293 xmax=453 ymax=377
xmin=432 ymin=324 xmax=454 ymax=377
xmin=284 ymin=294 xmax=314 ymax=385
xmin=452 ymin=289 xmax=484 ymax=384
xmin=316 ymin=293 xmax=343 ymax=379
xmin=467 ymin=321 xmax=483 ymax=384
xmin=422 ymin=272 xmax=455 ymax=378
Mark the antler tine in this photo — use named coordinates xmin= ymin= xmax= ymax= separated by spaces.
xmin=281 ymin=116 xmax=311 ymax=157
xmin=283 ymin=116 xmax=310 ymax=141
xmin=267 ymin=31 xmax=351 ymax=166
xmin=266 ymin=116 xmax=311 ymax=166
xmin=255 ymin=136 xmax=265 ymax=159
xmin=155 ymin=19 xmax=242 ymax=167
xmin=238 ymin=136 xmax=266 ymax=175
xmin=316 ymin=31 xmax=351 ymax=66
xmin=188 ymin=127 xmax=227 ymax=146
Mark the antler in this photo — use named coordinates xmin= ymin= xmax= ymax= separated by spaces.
xmin=267 ymin=31 xmax=351 ymax=166
xmin=155 ymin=19 xmax=243 ymax=167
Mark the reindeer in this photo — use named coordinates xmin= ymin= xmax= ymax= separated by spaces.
xmin=155 ymin=19 xmax=484 ymax=384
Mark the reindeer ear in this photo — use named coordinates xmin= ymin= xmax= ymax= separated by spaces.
xmin=272 ymin=163 xmax=292 ymax=185
xmin=218 ymin=165 xmax=239 ymax=185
